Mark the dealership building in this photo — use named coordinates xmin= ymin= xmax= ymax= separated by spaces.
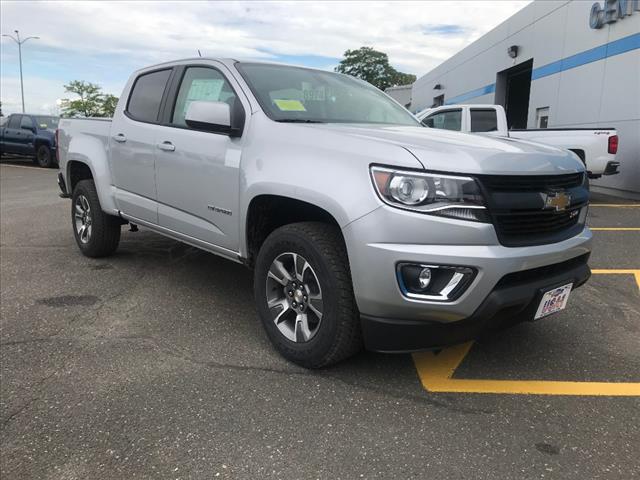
xmin=404 ymin=0 xmax=639 ymax=197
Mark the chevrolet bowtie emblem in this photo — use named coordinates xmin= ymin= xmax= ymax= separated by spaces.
xmin=544 ymin=192 xmax=572 ymax=211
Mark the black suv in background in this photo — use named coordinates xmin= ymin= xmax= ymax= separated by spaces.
xmin=0 ymin=113 xmax=59 ymax=167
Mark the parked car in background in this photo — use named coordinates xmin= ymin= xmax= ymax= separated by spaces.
xmin=57 ymin=59 xmax=591 ymax=368
xmin=0 ymin=113 xmax=60 ymax=167
xmin=416 ymin=105 xmax=619 ymax=179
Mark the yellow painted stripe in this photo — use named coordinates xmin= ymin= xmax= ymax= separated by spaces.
xmin=413 ymin=342 xmax=640 ymax=396
xmin=591 ymin=269 xmax=639 ymax=274
xmin=417 ymin=378 xmax=640 ymax=396
xmin=591 ymin=269 xmax=640 ymax=289
xmin=590 ymin=227 xmax=640 ymax=231
xmin=589 ymin=203 xmax=640 ymax=207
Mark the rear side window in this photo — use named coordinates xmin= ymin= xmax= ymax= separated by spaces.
xmin=470 ymin=109 xmax=498 ymax=132
xmin=7 ymin=115 xmax=21 ymax=129
xmin=127 ymin=69 xmax=172 ymax=123
xmin=423 ymin=110 xmax=462 ymax=131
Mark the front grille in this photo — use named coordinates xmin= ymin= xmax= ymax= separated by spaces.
xmin=477 ymin=173 xmax=587 ymax=247
xmin=481 ymin=173 xmax=584 ymax=191
xmin=495 ymin=208 xmax=581 ymax=236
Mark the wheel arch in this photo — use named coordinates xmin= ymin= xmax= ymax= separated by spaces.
xmin=65 ymin=134 xmax=118 ymax=214
xmin=243 ymin=193 xmax=344 ymax=268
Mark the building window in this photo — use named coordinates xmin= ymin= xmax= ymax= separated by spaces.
xmin=536 ymin=107 xmax=549 ymax=129
xmin=432 ymin=94 xmax=444 ymax=107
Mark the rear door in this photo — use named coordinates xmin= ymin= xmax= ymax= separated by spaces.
xmin=109 ymin=68 xmax=173 ymax=224
xmin=153 ymin=63 xmax=247 ymax=252
xmin=1 ymin=115 xmax=26 ymax=154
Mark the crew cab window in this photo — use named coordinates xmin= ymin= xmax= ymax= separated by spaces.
xmin=20 ymin=116 xmax=34 ymax=130
xmin=7 ymin=115 xmax=21 ymax=129
xmin=171 ymin=67 xmax=237 ymax=127
xmin=127 ymin=69 xmax=172 ymax=123
xmin=423 ymin=110 xmax=461 ymax=131
xmin=470 ymin=109 xmax=498 ymax=132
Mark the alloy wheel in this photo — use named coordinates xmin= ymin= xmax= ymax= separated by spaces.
xmin=74 ymin=194 xmax=92 ymax=244
xmin=265 ymin=252 xmax=324 ymax=342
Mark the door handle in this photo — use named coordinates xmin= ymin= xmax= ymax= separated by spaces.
xmin=157 ymin=141 xmax=175 ymax=152
xmin=112 ymin=133 xmax=127 ymax=143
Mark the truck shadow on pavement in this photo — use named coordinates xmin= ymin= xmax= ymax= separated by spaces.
xmin=79 ymin=229 xmax=446 ymax=401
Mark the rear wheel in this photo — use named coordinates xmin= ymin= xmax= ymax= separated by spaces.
xmin=71 ymin=179 xmax=121 ymax=257
xmin=254 ymin=222 xmax=362 ymax=368
xmin=35 ymin=144 xmax=53 ymax=168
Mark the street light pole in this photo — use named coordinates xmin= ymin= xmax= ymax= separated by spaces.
xmin=2 ymin=30 xmax=40 ymax=113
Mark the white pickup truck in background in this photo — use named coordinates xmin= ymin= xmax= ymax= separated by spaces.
xmin=416 ymin=104 xmax=619 ymax=179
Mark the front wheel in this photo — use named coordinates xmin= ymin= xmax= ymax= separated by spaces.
xmin=35 ymin=145 xmax=53 ymax=168
xmin=254 ymin=222 xmax=362 ymax=368
xmin=71 ymin=179 xmax=121 ymax=258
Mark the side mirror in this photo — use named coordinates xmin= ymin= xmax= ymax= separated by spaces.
xmin=21 ymin=125 xmax=36 ymax=133
xmin=185 ymin=101 xmax=240 ymax=136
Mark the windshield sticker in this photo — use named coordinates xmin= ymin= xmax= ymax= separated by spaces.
xmin=273 ymin=99 xmax=306 ymax=112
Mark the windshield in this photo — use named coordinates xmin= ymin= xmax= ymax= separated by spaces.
xmin=236 ymin=63 xmax=420 ymax=126
xmin=34 ymin=116 xmax=59 ymax=130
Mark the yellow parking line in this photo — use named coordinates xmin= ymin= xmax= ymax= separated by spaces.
xmin=413 ymin=343 xmax=640 ymax=396
xmin=413 ymin=271 xmax=640 ymax=395
xmin=590 ymin=204 xmax=640 ymax=207
xmin=592 ymin=269 xmax=640 ymax=289
xmin=590 ymin=227 xmax=640 ymax=231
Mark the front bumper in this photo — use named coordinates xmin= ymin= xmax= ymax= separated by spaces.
xmin=361 ymin=253 xmax=590 ymax=352
xmin=342 ymin=205 xmax=592 ymax=350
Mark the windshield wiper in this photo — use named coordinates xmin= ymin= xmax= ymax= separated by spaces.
xmin=275 ymin=119 xmax=326 ymax=123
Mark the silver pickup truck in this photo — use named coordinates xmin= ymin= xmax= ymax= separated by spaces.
xmin=57 ymin=58 xmax=592 ymax=367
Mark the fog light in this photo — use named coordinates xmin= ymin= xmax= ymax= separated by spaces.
xmin=397 ymin=263 xmax=476 ymax=301
xmin=418 ymin=268 xmax=432 ymax=289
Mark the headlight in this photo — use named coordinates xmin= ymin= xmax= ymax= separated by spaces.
xmin=370 ymin=166 xmax=489 ymax=222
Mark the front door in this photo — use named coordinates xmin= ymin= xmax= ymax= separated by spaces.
xmin=109 ymin=68 xmax=173 ymax=224
xmin=154 ymin=64 xmax=246 ymax=252
xmin=19 ymin=116 xmax=36 ymax=155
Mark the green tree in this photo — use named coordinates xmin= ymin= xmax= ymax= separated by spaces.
xmin=101 ymin=94 xmax=119 ymax=117
xmin=60 ymin=81 xmax=118 ymax=118
xmin=335 ymin=47 xmax=416 ymax=90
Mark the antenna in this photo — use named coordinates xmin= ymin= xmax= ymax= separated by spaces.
xmin=198 ymin=49 xmax=202 ymax=57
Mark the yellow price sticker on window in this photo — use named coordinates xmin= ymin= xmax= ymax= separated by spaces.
xmin=273 ymin=99 xmax=306 ymax=112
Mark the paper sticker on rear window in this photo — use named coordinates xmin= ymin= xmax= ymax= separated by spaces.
xmin=273 ymin=99 xmax=306 ymax=112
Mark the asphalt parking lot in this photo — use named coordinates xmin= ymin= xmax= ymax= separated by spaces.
xmin=1 ymin=161 xmax=639 ymax=479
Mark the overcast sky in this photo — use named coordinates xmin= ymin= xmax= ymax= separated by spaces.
xmin=0 ymin=0 xmax=530 ymax=115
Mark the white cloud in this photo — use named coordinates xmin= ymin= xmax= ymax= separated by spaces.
xmin=0 ymin=0 xmax=531 ymax=114
xmin=0 ymin=75 xmax=66 ymax=115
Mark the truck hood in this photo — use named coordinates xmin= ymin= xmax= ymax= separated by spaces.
xmin=313 ymin=124 xmax=584 ymax=175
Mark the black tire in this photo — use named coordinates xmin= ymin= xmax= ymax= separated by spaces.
xmin=71 ymin=179 xmax=121 ymax=258
xmin=35 ymin=144 xmax=53 ymax=168
xmin=254 ymin=222 xmax=362 ymax=368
